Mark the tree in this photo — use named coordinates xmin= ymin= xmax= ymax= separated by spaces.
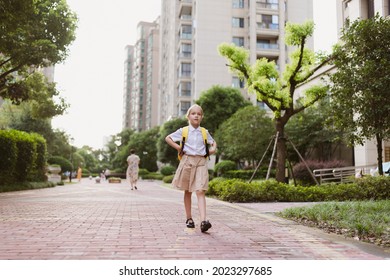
xmin=285 ymin=98 xmax=349 ymax=163
xmin=329 ymin=15 xmax=390 ymax=175
xmin=215 ymin=105 xmax=274 ymax=164
xmin=0 ymin=0 xmax=77 ymax=103
xmin=218 ymin=21 xmax=331 ymax=182
xmin=195 ymin=85 xmax=251 ymax=135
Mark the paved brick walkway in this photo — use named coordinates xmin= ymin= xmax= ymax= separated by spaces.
xmin=0 ymin=178 xmax=389 ymax=260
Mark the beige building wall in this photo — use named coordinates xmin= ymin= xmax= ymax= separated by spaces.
xmin=160 ymin=0 xmax=315 ymax=120
xmin=145 ymin=20 xmax=160 ymax=130
xmin=122 ymin=45 xmax=134 ymax=129
xmin=159 ymin=0 xmax=180 ymax=122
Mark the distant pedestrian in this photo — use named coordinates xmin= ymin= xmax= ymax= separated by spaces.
xmin=77 ymin=166 xmax=82 ymax=182
xmin=126 ymin=149 xmax=140 ymax=190
xmin=165 ymin=104 xmax=217 ymax=233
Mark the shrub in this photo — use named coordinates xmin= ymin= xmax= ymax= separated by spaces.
xmin=0 ymin=130 xmax=17 ymax=185
xmin=29 ymin=133 xmax=47 ymax=182
xmin=141 ymin=172 xmax=164 ymax=180
xmin=163 ymin=175 xmax=174 ymax=183
xmin=11 ymin=130 xmax=36 ymax=182
xmin=48 ymin=156 xmax=73 ymax=173
xmin=207 ymin=176 xmax=390 ymax=203
xmin=160 ymin=165 xmax=176 ymax=176
xmin=214 ymin=160 xmax=236 ymax=176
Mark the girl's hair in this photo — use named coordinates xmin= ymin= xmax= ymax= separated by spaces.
xmin=186 ymin=104 xmax=203 ymax=118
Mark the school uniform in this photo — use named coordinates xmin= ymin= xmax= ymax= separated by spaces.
xmin=168 ymin=125 xmax=214 ymax=192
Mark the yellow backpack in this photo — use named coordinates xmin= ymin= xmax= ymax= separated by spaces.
xmin=178 ymin=126 xmax=209 ymax=160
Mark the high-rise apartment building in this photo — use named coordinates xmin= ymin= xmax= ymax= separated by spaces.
xmin=159 ymin=0 xmax=314 ymax=121
xmin=122 ymin=45 xmax=134 ymax=129
xmin=122 ymin=20 xmax=159 ymax=131
xmin=335 ymin=0 xmax=390 ymax=166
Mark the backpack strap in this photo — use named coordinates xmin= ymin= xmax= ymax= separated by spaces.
xmin=178 ymin=126 xmax=189 ymax=160
xmin=201 ymin=127 xmax=210 ymax=159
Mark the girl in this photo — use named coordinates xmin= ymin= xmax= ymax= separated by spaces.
xmin=165 ymin=104 xmax=217 ymax=232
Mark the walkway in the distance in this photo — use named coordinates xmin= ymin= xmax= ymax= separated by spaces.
xmin=0 ymin=178 xmax=389 ymax=260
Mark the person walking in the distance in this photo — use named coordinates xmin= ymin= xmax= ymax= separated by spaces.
xmin=165 ymin=104 xmax=217 ymax=233
xmin=126 ymin=149 xmax=140 ymax=190
xmin=77 ymin=166 xmax=82 ymax=182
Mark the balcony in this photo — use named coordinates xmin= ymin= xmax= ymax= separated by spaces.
xmin=179 ymin=0 xmax=192 ymax=18
xmin=256 ymin=1 xmax=278 ymax=11
xmin=256 ymin=42 xmax=279 ymax=58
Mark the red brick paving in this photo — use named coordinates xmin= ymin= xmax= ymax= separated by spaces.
xmin=0 ymin=178 xmax=388 ymax=260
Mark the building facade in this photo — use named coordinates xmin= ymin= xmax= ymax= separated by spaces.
xmin=122 ymin=20 xmax=160 ymax=131
xmin=158 ymin=0 xmax=314 ymax=120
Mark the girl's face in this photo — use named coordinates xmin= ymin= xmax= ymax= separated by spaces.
xmin=187 ymin=106 xmax=203 ymax=128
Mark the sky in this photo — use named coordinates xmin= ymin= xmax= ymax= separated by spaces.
xmin=52 ymin=0 xmax=338 ymax=150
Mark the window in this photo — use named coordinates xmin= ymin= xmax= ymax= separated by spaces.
xmin=232 ymin=37 xmax=244 ymax=47
xmin=180 ymin=43 xmax=192 ymax=58
xmin=257 ymin=14 xmax=279 ymax=29
xmin=180 ymin=63 xmax=191 ymax=77
xmin=385 ymin=147 xmax=390 ymax=162
xmin=232 ymin=0 xmax=244 ymax=8
xmin=232 ymin=17 xmax=244 ymax=28
xmin=179 ymin=82 xmax=191 ymax=96
xmin=367 ymin=0 xmax=374 ymax=18
xmin=181 ymin=25 xmax=192 ymax=39
xmin=257 ymin=0 xmax=278 ymax=10
xmin=181 ymin=101 xmax=191 ymax=115
xmin=232 ymin=77 xmax=244 ymax=88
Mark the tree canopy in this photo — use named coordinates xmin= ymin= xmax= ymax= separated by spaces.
xmin=0 ymin=0 xmax=77 ymax=103
xmin=329 ymin=15 xmax=390 ymax=174
xmin=215 ymin=105 xmax=274 ymax=164
xmin=195 ymin=85 xmax=251 ymax=135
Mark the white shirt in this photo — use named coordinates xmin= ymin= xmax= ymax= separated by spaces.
xmin=168 ymin=125 xmax=214 ymax=156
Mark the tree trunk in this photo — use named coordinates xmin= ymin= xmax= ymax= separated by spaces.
xmin=375 ymin=134 xmax=383 ymax=175
xmin=275 ymin=120 xmax=287 ymax=182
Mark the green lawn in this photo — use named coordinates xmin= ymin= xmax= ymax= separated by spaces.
xmin=278 ymin=200 xmax=390 ymax=247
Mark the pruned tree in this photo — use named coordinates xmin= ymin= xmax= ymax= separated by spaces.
xmin=218 ymin=21 xmax=331 ymax=182
xmin=329 ymin=15 xmax=390 ymax=175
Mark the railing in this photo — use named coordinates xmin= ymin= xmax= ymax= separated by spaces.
xmin=313 ymin=164 xmax=377 ymax=184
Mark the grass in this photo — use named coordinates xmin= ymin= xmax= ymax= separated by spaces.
xmin=277 ymin=200 xmax=390 ymax=247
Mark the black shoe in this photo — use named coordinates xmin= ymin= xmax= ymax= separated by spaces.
xmin=186 ymin=218 xmax=195 ymax=228
xmin=134 ymin=186 xmax=137 ymax=190
xmin=200 ymin=220 xmax=212 ymax=232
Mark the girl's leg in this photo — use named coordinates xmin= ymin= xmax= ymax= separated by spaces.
xmin=195 ymin=190 xmax=206 ymax=221
xmin=184 ymin=190 xmax=192 ymax=219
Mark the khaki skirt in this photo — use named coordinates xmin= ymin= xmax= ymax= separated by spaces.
xmin=172 ymin=155 xmax=209 ymax=192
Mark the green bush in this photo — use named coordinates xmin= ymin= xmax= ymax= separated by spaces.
xmin=10 ymin=130 xmax=36 ymax=182
xmin=160 ymin=165 xmax=176 ymax=176
xmin=207 ymin=176 xmax=390 ymax=203
xmin=48 ymin=156 xmax=73 ymax=173
xmin=214 ymin=160 xmax=236 ymax=176
xmin=163 ymin=174 xmax=174 ymax=183
xmin=29 ymin=133 xmax=47 ymax=182
xmin=0 ymin=181 xmax=55 ymax=193
xmin=141 ymin=172 xmax=164 ymax=180
xmin=0 ymin=130 xmax=17 ymax=184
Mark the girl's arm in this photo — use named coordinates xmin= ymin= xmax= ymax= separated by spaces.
xmin=209 ymin=140 xmax=217 ymax=155
xmin=165 ymin=135 xmax=181 ymax=153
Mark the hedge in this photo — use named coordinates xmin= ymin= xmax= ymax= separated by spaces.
xmin=207 ymin=176 xmax=390 ymax=202
xmin=0 ymin=129 xmax=48 ymax=185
